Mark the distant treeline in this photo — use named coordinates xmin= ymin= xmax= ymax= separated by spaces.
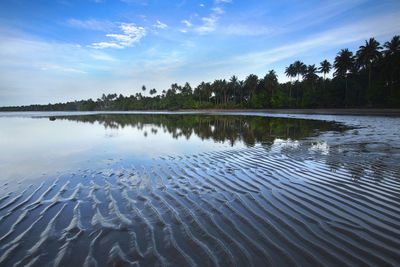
xmin=2 ymin=36 xmax=399 ymax=111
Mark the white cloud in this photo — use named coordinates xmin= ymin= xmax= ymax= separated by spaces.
xmin=90 ymin=23 xmax=146 ymax=49
xmin=223 ymin=24 xmax=272 ymax=36
xmin=153 ymin=20 xmax=167 ymax=29
xmin=181 ymin=20 xmax=192 ymax=27
xmin=38 ymin=63 xmax=87 ymax=74
xmin=66 ymin=18 xmax=115 ymax=31
xmin=90 ymin=52 xmax=116 ymax=61
xmin=211 ymin=7 xmax=224 ymax=14
xmin=200 ymin=4 xmax=204 ymax=7
xmin=91 ymin=42 xmax=123 ymax=49
xmin=196 ymin=16 xmax=218 ymax=33
xmin=194 ymin=3 xmax=228 ymax=34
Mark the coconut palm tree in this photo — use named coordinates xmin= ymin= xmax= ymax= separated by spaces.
xmin=383 ymin=35 xmax=400 ymax=56
xmin=356 ymin=38 xmax=382 ymax=89
xmin=285 ymin=64 xmax=296 ymax=82
xmin=305 ymin=65 xmax=318 ymax=87
xmin=305 ymin=65 xmax=318 ymax=79
xmin=293 ymin=60 xmax=307 ymax=81
xmin=285 ymin=64 xmax=296 ymax=97
xmin=245 ymin=74 xmax=258 ymax=103
xmin=319 ymin=60 xmax=331 ymax=80
xmin=229 ymin=75 xmax=239 ymax=104
xmin=264 ymin=70 xmax=278 ymax=97
xmin=194 ymin=82 xmax=205 ymax=104
xmin=383 ymin=36 xmax=400 ymax=84
xmin=319 ymin=60 xmax=331 ymax=91
xmin=334 ymin=48 xmax=355 ymax=104
xmin=141 ymin=85 xmax=146 ymax=96
xmin=149 ymin=88 xmax=157 ymax=95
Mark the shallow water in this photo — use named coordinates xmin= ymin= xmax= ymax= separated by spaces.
xmin=0 ymin=111 xmax=399 ymax=266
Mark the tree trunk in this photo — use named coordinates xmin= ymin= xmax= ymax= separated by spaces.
xmin=368 ymin=63 xmax=372 ymax=89
xmin=345 ymin=75 xmax=348 ymax=107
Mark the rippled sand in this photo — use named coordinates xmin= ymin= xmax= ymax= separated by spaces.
xmin=0 ymin=145 xmax=399 ymax=266
xmin=0 ymin=111 xmax=400 ymax=266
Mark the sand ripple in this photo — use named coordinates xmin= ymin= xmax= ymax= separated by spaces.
xmin=0 ymin=147 xmax=399 ymax=266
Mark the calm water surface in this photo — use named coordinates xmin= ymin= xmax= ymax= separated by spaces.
xmin=0 ymin=112 xmax=399 ymax=266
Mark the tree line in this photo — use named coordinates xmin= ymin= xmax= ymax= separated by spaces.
xmin=1 ymin=35 xmax=399 ymax=111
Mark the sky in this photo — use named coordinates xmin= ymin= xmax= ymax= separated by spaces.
xmin=0 ymin=0 xmax=399 ymax=106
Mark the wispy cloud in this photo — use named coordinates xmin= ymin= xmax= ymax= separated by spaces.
xmin=66 ymin=18 xmax=115 ymax=31
xmin=222 ymin=24 xmax=272 ymax=36
xmin=197 ymin=11 xmax=400 ymax=78
xmin=196 ymin=16 xmax=218 ymax=34
xmin=90 ymin=23 xmax=146 ymax=49
xmin=153 ymin=20 xmax=167 ymax=29
xmin=181 ymin=20 xmax=192 ymax=27
xmin=195 ymin=5 xmax=225 ymax=34
xmin=38 ymin=63 xmax=87 ymax=74
xmin=211 ymin=7 xmax=224 ymax=14
xmin=215 ymin=0 xmax=232 ymax=3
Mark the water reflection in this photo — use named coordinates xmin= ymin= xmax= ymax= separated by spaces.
xmin=57 ymin=114 xmax=347 ymax=147
xmin=1 ymin=113 xmax=399 ymax=266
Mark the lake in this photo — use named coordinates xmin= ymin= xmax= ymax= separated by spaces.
xmin=0 ymin=111 xmax=399 ymax=266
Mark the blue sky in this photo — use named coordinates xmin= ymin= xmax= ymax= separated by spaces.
xmin=0 ymin=0 xmax=399 ymax=106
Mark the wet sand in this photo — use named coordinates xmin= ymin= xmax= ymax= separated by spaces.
xmin=0 ymin=111 xmax=399 ymax=266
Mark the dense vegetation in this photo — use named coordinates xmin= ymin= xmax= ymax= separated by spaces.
xmin=2 ymin=36 xmax=399 ymax=111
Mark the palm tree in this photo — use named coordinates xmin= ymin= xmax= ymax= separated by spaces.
xmin=383 ymin=35 xmax=400 ymax=56
xmin=292 ymin=61 xmax=306 ymax=102
xmin=334 ymin=48 xmax=355 ymax=104
xmin=194 ymin=82 xmax=205 ymax=104
xmin=264 ymin=70 xmax=278 ymax=97
xmin=141 ymin=85 xmax=146 ymax=96
xmin=285 ymin=64 xmax=296 ymax=82
xmin=229 ymin=75 xmax=239 ymax=104
xmin=245 ymin=74 xmax=258 ymax=103
xmin=305 ymin=65 xmax=318 ymax=90
xmin=319 ymin=60 xmax=331 ymax=91
xmin=293 ymin=60 xmax=307 ymax=81
xmin=356 ymin=38 xmax=382 ymax=89
xmin=305 ymin=65 xmax=318 ymax=79
xmin=149 ymin=88 xmax=157 ymax=95
xmin=383 ymin=36 xmax=400 ymax=84
xmin=285 ymin=64 xmax=296 ymax=97
xmin=319 ymin=60 xmax=332 ymax=79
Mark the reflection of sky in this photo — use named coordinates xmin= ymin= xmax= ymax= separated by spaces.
xmin=0 ymin=116 xmax=245 ymax=181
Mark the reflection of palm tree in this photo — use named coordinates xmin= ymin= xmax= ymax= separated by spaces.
xmin=356 ymin=38 xmax=382 ymax=89
xmin=334 ymin=49 xmax=354 ymax=104
xmin=319 ymin=60 xmax=331 ymax=91
xmin=60 ymin=114 xmax=340 ymax=147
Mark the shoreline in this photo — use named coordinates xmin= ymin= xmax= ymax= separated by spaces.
xmin=2 ymin=108 xmax=400 ymax=117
